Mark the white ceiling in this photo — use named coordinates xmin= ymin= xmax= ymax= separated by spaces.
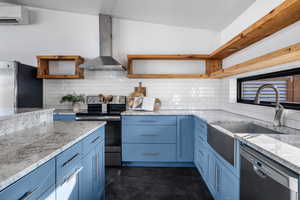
xmin=1 ymin=0 xmax=255 ymax=30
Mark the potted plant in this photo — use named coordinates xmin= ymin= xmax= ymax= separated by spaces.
xmin=60 ymin=93 xmax=85 ymax=113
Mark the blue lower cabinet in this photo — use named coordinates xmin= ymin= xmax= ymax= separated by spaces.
xmin=0 ymin=126 xmax=106 ymax=200
xmin=53 ymin=114 xmax=75 ymax=121
xmin=80 ymin=150 xmax=95 ymax=200
xmin=56 ymin=143 xmax=82 ymax=200
xmin=0 ymin=159 xmax=56 ymax=200
xmin=194 ymin=138 xmax=208 ymax=181
xmin=123 ymin=144 xmax=177 ymax=162
xmin=217 ymin=164 xmax=239 ymax=200
xmin=122 ymin=125 xmax=177 ymax=144
xmin=80 ymin=131 xmax=105 ymax=200
xmin=207 ymin=151 xmax=217 ymax=198
xmin=177 ymin=116 xmax=194 ymax=162
xmin=206 ymin=148 xmax=239 ymax=200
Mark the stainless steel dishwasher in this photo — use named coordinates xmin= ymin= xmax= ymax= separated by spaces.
xmin=240 ymin=144 xmax=298 ymax=200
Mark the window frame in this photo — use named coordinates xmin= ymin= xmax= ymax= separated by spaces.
xmin=237 ymin=67 xmax=300 ymax=110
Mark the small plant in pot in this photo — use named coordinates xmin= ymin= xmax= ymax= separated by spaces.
xmin=60 ymin=93 xmax=85 ymax=113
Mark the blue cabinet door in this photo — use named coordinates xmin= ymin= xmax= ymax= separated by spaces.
xmin=96 ymin=140 xmax=105 ymax=199
xmin=56 ymin=142 xmax=82 ymax=200
xmin=217 ymin=164 xmax=239 ymax=200
xmin=194 ymin=137 xmax=208 ymax=181
xmin=207 ymin=148 xmax=239 ymax=200
xmin=177 ymin=116 xmax=194 ymax=162
xmin=80 ymin=149 xmax=95 ymax=200
xmin=207 ymin=150 xmax=217 ymax=198
xmin=56 ymin=170 xmax=80 ymax=200
xmin=80 ymin=139 xmax=105 ymax=200
xmin=0 ymin=159 xmax=56 ymax=200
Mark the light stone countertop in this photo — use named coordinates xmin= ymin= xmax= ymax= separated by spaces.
xmin=0 ymin=121 xmax=106 ymax=191
xmin=122 ymin=109 xmax=300 ymax=174
xmin=0 ymin=108 xmax=55 ymax=121
xmin=235 ymin=134 xmax=300 ymax=174
xmin=122 ymin=109 xmax=260 ymax=123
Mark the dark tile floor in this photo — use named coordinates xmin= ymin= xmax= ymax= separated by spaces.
xmin=105 ymin=167 xmax=213 ymax=200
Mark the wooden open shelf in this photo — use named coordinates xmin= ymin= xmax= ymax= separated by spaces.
xmin=127 ymin=54 xmax=210 ymax=60
xmin=127 ymin=73 xmax=209 ymax=79
xmin=127 ymin=54 xmax=214 ymax=78
xmin=210 ymin=0 xmax=300 ymax=59
xmin=127 ymin=0 xmax=300 ymax=79
xmin=210 ymin=42 xmax=300 ymax=78
xmin=37 ymin=55 xmax=84 ymax=79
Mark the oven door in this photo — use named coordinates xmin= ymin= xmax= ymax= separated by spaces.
xmin=76 ymin=116 xmax=122 ymax=166
xmin=104 ymin=119 xmax=122 ymax=166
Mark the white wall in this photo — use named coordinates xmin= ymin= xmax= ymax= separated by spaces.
xmin=220 ymin=0 xmax=300 ymax=129
xmin=45 ymin=18 xmax=221 ymax=110
xmin=220 ymin=0 xmax=284 ymax=45
xmin=0 ymin=7 xmax=221 ymax=109
xmin=0 ymin=7 xmax=99 ymax=65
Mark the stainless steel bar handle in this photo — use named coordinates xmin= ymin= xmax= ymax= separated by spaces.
xmin=253 ymin=164 xmax=267 ymax=179
xmin=62 ymin=153 xmax=80 ymax=167
xmin=91 ymin=136 xmax=100 ymax=144
xmin=62 ymin=167 xmax=83 ymax=185
xmin=142 ymin=152 xmax=160 ymax=156
xmin=140 ymin=120 xmax=158 ymax=123
xmin=140 ymin=134 xmax=159 ymax=136
xmin=18 ymin=187 xmax=39 ymax=200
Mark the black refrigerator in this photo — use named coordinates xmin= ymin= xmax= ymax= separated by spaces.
xmin=0 ymin=61 xmax=43 ymax=114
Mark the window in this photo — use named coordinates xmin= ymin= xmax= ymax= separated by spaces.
xmin=237 ymin=68 xmax=300 ymax=110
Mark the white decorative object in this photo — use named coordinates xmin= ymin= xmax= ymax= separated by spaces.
xmin=131 ymin=97 xmax=155 ymax=111
xmin=141 ymin=97 xmax=155 ymax=111
xmin=72 ymin=102 xmax=81 ymax=113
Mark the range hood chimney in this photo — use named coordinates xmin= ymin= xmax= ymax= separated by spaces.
xmin=80 ymin=14 xmax=125 ymax=71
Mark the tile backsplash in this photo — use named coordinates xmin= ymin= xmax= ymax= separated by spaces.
xmin=44 ymin=70 xmax=223 ymax=110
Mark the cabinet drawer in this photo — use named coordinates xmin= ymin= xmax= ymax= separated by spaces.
xmin=123 ymin=116 xmax=177 ymax=125
xmin=82 ymin=127 xmax=105 ymax=156
xmin=0 ymin=159 xmax=55 ymax=200
xmin=123 ymin=125 xmax=176 ymax=144
xmin=195 ymin=138 xmax=208 ymax=178
xmin=123 ymin=144 xmax=176 ymax=162
xmin=195 ymin=117 xmax=207 ymax=141
xmin=56 ymin=142 xmax=82 ymax=182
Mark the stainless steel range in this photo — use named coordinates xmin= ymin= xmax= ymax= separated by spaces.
xmin=76 ymin=95 xmax=126 ymax=167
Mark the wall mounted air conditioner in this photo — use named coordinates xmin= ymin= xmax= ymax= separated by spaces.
xmin=0 ymin=5 xmax=29 ymax=25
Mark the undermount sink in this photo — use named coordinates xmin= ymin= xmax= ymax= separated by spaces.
xmin=207 ymin=121 xmax=283 ymax=167
xmin=213 ymin=121 xmax=283 ymax=134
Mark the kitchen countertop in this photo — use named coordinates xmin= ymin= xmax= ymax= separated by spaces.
xmin=0 ymin=108 xmax=54 ymax=120
xmin=122 ymin=109 xmax=261 ymax=123
xmin=236 ymin=134 xmax=300 ymax=174
xmin=123 ymin=109 xmax=300 ymax=174
xmin=0 ymin=121 xmax=106 ymax=191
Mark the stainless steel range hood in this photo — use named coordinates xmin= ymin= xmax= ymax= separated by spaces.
xmin=80 ymin=14 xmax=125 ymax=71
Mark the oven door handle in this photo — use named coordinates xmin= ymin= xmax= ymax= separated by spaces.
xmin=75 ymin=116 xmax=121 ymax=121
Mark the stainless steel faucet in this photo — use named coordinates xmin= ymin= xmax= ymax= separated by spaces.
xmin=254 ymin=84 xmax=285 ymax=126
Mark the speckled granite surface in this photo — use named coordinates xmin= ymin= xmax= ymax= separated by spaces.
xmin=0 ymin=121 xmax=106 ymax=191
xmin=0 ymin=108 xmax=54 ymax=136
xmin=123 ymin=109 xmax=300 ymax=174
xmin=122 ymin=109 xmax=261 ymax=123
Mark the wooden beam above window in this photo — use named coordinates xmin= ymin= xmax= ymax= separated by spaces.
xmin=210 ymin=42 xmax=300 ymax=78
xmin=210 ymin=0 xmax=300 ymax=59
